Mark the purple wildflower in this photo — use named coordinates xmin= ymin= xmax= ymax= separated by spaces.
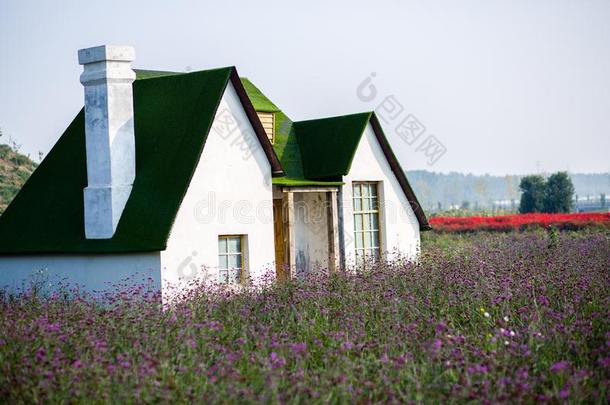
xmin=550 ymin=360 xmax=570 ymax=373
xmin=289 ymin=342 xmax=307 ymax=355
xmin=269 ymin=352 xmax=286 ymax=369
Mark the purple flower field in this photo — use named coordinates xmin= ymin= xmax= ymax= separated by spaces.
xmin=1 ymin=231 xmax=609 ymax=403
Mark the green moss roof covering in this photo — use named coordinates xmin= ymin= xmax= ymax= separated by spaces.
xmin=0 ymin=67 xmax=240 ymax=254
xmin=270 ymin=112 xmax=307 ymax=181
xmin=134 ymin=69 xmax=180 ymax=80
xmin=240 ymin=78 xmax=281 ymax=113
xmin=295 ymin=112 xmax=372 ymax=179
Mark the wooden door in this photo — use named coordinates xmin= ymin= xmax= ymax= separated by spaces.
xmin=273 ymin=199 xmax=288 ymax=281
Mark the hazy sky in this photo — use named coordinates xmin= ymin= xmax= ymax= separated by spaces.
xmin=1 ymin=0 xmax=609 ymax=175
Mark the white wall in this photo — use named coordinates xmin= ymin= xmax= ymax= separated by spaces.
xmin=0 ymin=253 xmax=161 ymax=297
xmin=160 ymin=81 xmax=276 ymax=295
xmin=294 ymin=192 xmax=329 ymax=275
xmin=342 ymin=122 xmax=421 ymax=265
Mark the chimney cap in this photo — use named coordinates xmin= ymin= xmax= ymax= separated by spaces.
xmin=78 ymin=45 xmax=135 ymax=65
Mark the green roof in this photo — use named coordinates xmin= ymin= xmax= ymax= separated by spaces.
xmin=270 ymin=111 xmax=307 ymax=184
xmin=295 ymin=112 xmax=372 ymax=179
xmin=240 ymin=78 xmax=281 ymax=112
xmin=134 ymin=69 xmax=180 ymax=80
xmin=0 ymin=67 xmax=284 ymax=254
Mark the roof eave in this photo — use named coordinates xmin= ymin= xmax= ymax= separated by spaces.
xmin=368 ymin=113 xmax=432 ymax=231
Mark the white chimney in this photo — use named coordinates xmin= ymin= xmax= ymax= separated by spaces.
xmin=78 ymin=45 xmax=136 ymax=239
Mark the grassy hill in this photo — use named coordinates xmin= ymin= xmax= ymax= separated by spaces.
xmin=0 ymin=144 xmax=38 ymax=214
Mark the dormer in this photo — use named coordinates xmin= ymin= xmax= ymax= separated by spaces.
xmin=240 ymin=78 xmax=281 ymax=145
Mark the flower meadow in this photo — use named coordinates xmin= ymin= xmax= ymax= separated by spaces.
xmin=429 ymin=212 xmax=610 ymax=233
xmin=1 ymin=231 xmax=609 ymax=403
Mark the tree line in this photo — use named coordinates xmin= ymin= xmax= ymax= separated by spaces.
xmin=519 ymin=172 xmax=574 ymax=213
xmin=406 ymin=170 xmax=609 ymax=213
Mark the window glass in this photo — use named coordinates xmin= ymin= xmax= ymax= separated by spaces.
xmin=218 ymin=238 xmax=227 ymax=252
xmin=228 ymin=237 xmax=241 ymax=253
xmin=218 ymin=236 xmax=244 ymax=284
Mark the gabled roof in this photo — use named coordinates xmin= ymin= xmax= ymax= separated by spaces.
xmin=0 ymin=67 xmax=283 ymax=254
xmin=241 ymin=82 xmax=431 ymax=230
xmin=295 ymin=112 xmax=372 ymax=179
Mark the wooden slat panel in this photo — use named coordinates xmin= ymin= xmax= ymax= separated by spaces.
xmin=257 ymin=112 xmax=275 ymax=143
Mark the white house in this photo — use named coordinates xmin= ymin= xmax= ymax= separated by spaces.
xmin=0 ymin=45 xmax=430 ymax=299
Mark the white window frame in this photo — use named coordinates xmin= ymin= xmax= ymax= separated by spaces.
xmin=218 ymin=235 xmax=245 ymax=284
xmin=352 ymin=182 xmax=381 ymax=264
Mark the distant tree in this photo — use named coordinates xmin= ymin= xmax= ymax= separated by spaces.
xmin=460 ymin=200 xmax=470 ymax=210
xmin=519 ymin=175 xmax=546 ymax=213
xmin=543 ymin=172 xmax=574 ymax=213
xmin=600 ymin=193 xmax=606 ymax=209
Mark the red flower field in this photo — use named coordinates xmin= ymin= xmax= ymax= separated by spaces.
xmin=429 ymin=212 xmax=610 ymax=232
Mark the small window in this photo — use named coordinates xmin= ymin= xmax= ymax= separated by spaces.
xmin=353 ymin=182 xmax=381 ymax=263
xmin=218 ymin=235 xmax=244 ymax=284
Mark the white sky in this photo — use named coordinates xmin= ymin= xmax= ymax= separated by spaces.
xmin=1 ymin=0 xmax=609 ymax=175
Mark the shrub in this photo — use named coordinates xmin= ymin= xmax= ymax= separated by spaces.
xmin=543 ymin=172 xmax=574 ymax=213
xmin=519 ymin=175 xmax=546 ymax=213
